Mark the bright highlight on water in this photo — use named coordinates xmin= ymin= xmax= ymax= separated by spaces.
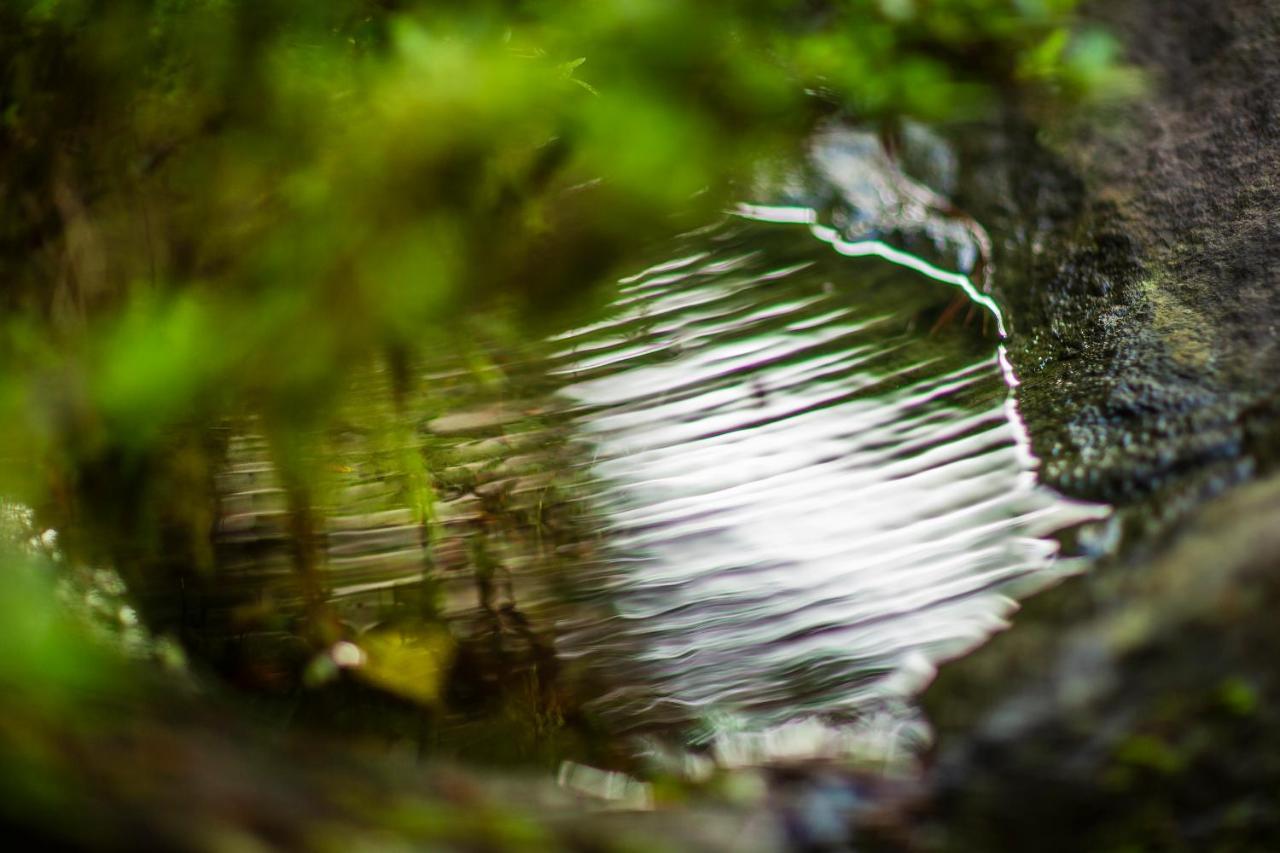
xmin=552 ymin=209 xmax=1109 ymax=760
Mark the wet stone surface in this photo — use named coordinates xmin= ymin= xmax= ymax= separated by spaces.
xmin=898 ymin=1 xmax=1280 ymax=848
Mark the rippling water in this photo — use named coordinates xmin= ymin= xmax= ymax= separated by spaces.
xmin=548 ymin=208 xmax=1107 ymax=754
xmin=207 ymin=194 xmax=1109 ymax=767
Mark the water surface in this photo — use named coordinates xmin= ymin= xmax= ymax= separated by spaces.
xmin=208 ymin=203 xmax=1109 ymax=769
xmin=547 ymin=209 xmax=1107 ymax=760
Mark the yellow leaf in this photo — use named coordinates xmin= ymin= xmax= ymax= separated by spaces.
xmin=353 ymin=622 xmax=454 ymax=705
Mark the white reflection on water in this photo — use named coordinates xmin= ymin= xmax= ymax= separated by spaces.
xmin=551 ymin=210 xmax=1108 ymax=758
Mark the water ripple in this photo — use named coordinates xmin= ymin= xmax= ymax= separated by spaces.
xmin=554 ymin=213 xmax=1107 ymax=747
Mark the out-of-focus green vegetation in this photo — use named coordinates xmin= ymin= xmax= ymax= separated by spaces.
xmin=0 ymin=0 xmax=1134 ymax=843
xmin=0 ymin=0 xmax=1132 ymax=604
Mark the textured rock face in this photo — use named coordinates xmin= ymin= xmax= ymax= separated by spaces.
xmin=912 ymin=1 xmax=1280 ymax=848
xmin=951 ymin=0 xmax=1280 ymax=524
xmin=923 ymin=474 xmax=1280 ymax=851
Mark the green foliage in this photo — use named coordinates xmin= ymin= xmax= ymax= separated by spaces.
xmin=0 ymin=0 xmax=1121 ymax=468
xmin=0 ymin=0 xmax=1129 ymax=623
xmin=0 ymin=1 xmax=1140 ymax=842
